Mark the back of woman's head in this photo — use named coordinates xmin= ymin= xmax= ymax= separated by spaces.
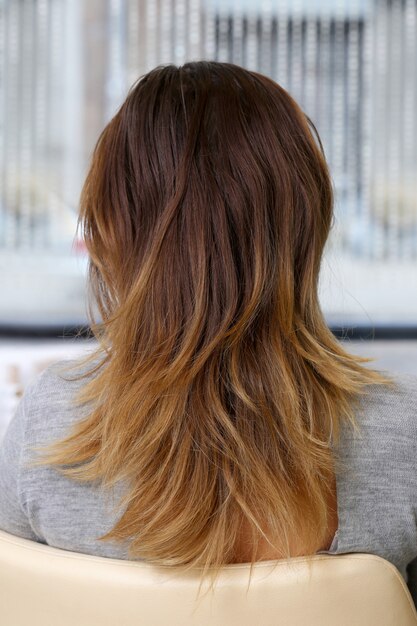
xmin=83 ymin=61 xmax=331 ymax=320
xmin=40 ymin=61 xmax=390 ymax=576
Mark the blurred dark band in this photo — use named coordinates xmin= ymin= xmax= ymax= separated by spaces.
xmin=1 ymin=325 xmax=416 ymax=341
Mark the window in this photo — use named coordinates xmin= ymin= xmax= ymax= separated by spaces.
xmin=1 ymin=0 xmax=416 ymax=330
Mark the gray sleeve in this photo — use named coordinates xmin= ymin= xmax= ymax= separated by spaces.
xmin=0 ymin=390 xmax=39 ymax=540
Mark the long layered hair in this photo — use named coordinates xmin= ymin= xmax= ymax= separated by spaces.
xmin=37 ymin=62 xmax=391 ymax=576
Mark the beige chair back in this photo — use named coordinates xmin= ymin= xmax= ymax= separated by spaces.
xmin=0 ymin=530 xmax=416 ymax=626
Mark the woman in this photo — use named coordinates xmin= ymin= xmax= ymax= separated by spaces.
xmin=1 ymin=61 xmax=417 ymax=597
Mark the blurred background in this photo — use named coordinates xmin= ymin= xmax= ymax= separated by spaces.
xmin=0 ymin=0 xmax=416 ymax=437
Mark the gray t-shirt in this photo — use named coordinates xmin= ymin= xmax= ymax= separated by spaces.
xmin=1 ymin=360 xmax=417 ymax=605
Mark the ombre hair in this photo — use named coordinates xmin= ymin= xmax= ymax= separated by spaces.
xmin=37 ymin=62 xmax=392 ymax=578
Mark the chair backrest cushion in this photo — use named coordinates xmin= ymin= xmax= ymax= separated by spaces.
xmin=0 ymin=530 xmax=416 ymax=626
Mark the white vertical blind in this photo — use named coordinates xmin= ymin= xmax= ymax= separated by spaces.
xmin=403 ymin=0 xmax=417 ymax=262
xmin=0 ymin=0 xmax=416 ymax=327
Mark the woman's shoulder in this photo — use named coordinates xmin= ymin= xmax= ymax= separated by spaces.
xmin=358 ymin=371 xmax=417 ymax=426
xmin=24 ymin=358 xmax=89 ymax=407
xmin=370 ymin=371 xmax=417 ymax=400
xmin=340 ymin=371 xmax=417 ymax=465
xmin=28 ymin=357 xmax=82 ymax=389
xmin=21 ymin=357 xmax=97 ymax=442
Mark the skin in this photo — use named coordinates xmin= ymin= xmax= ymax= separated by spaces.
xmin=231 ymin=474 xmax=338 ymax=563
